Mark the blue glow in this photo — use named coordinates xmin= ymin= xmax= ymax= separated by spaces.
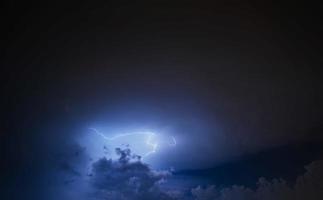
xmin=88 ymin=128 xmax=176 ymax=160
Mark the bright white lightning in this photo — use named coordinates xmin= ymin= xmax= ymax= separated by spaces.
xmin=89 ymin=128 xmax=176 ymax=158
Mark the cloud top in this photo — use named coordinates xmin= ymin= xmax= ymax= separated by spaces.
xmin=89 ymin=148 xmax=174 ymax=200
xmin=192 ymin=160 xmax=323 ymax=200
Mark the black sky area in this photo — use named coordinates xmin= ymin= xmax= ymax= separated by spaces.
xmin=1 ymin=1 xmax=323 ymax=199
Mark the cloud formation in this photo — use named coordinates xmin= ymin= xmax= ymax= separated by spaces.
xmin=27 ymin=141 xmax=323 ymax=200
xmin=89 ymin=148 xmax=174 ymax=200
xmin=191 ymin=160 xmax=323 ymax=200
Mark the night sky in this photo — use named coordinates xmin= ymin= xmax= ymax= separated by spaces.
xmin=1 ymin=1 xmax=323 ymax=200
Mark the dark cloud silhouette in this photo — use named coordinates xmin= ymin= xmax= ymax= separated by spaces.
xmin=33 ymin=146 xmax=323 ymax=200
xmin=191 ymin=160 xmax=323 ymax=200
xmin=89 ymin=148 xmax=174 ymax=200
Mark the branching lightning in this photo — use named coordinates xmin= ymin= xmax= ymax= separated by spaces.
xmin=89 ymin=128 xmax=176 ymax=158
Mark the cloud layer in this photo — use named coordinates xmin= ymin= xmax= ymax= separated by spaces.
xmin=192 ymin=160 xmax=323 ymax=200
xmin=5 ymin=141 xmax=322 ymax=200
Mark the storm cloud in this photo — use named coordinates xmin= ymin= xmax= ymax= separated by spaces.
xmin=89 ymin=148 xmax=174 ymax=200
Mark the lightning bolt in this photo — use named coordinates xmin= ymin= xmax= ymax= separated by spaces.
xmin=89 ymin=128 xmax=167 ymax=158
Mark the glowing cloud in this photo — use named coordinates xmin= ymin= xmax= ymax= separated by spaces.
xmin=89 ymin=128 xmax=176 ymax=158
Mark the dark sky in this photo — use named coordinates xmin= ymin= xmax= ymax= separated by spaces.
xmin=1 ymin=1 xmax=323 ymax=199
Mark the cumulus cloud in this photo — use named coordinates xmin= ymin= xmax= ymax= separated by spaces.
xmin=191 ymin=160 xmax=323 ymax=200
xmin=44 ymin=143 xmax=323 ymax=200
xmin=89 ymin=147 xmax=175 ymax=200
